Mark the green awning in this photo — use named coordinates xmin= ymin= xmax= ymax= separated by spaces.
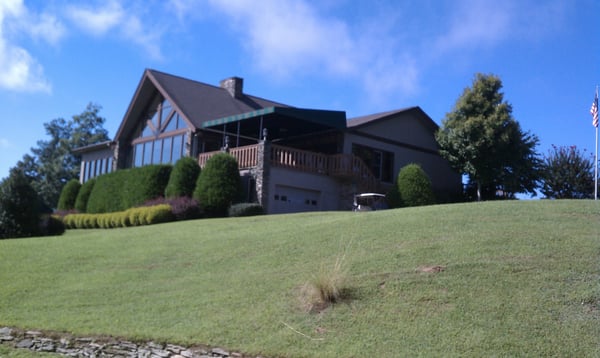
xmin=202 ymin=106 xmax=347 ymax=129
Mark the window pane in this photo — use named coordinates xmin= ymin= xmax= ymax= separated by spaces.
xmin=150 ymin=110 xmax=159 ymax=129
xmin=153 ymin=139 xmax=163 ymax=164
xmin=107 ymin=157 xmax=113 ymax=173
xmin=164 ymin=113 xmax=178 ymax=133
xmin=98 ymin=158 xmax=104 ymax=175
xmin=172 ymin=135 xmax=182 ymax=163
xmin=176 ymin=114 xmax=186 ymax=129
xmin=141 ymin=121 xmax=154 ymax=137
xmin=161 ymin=99 xmax=172 ymax=127
xmin=83 ymin=161 xmax=89 ymax=182
xmin=162 ymin=136 xmax=172 ymax=164
xmin=134 ymin=143 xmax=143 ymax=167
xmin=143 ymin=142 xmax=153 ymax=166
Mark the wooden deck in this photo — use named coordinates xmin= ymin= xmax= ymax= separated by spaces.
xmin=198 ymin=144 xmax=379 ymax=192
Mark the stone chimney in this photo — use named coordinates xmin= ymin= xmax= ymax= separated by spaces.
xmin=220 ymin=77 xmax=244 ymax=98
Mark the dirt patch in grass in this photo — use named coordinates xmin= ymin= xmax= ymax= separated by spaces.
xmin=417 ymin=265 xmax=446 ymax=273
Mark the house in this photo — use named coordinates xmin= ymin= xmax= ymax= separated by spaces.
xmin=74 ymin=69 xmax=461 ymax=214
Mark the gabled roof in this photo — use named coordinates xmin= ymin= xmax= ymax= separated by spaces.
xmin=115 ymin=69 xmax=292 ymax=141
xmin=149 ymin=70 xmax=290 ymax=127
xmin=347 ymin=106 xmax=439 ymax=132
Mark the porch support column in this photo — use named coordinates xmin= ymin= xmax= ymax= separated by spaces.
xmin=253 ymin=137 xmax=271 ymax=213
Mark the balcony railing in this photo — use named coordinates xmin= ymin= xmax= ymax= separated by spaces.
xmin=198 ymin=144 xmax=258 ymax=168
xmin=197 ymin=143 xmax=379 ymax=191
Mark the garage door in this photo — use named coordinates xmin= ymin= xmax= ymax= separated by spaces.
xmin=272 ymin=185 xmax=321 ymax=214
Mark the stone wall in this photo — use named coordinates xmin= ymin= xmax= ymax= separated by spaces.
xmin=0 ymin=327 xmax=263 ymax=358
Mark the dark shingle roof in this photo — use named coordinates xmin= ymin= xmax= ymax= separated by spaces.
xmin=148 ymin=69 xmax=291 ymax=128
xmin=347 ymin=106 xmax=438 ymax=132
xmin=115 ymin=69 xmax=293 ymax=141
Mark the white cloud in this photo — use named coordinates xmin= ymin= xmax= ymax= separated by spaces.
xmin=432 ymin=0 xmax=566 ymax=56
xmin=0 ymin=138 xmax=11 ymax=149
xmin=66 ymin=0 xmax=163 ymax=60
xmin=0 ymin=0 xmax=53 ymax=93
xmin=66 ymin=0 xmax=123 ymax=36
xmin=206 ymin=0 xmax=420 ymax=103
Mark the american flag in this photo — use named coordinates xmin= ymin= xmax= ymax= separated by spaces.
xmin=592 ymin=90 xmax=599 ymax=128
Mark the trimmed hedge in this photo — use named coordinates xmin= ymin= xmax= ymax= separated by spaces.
xmin=165 ymin=157 xmax=200 ymax=198
xmin=397 ymin=163 xmax=436 ymax=207
xmin=229 ymin=203 xmax=265 ymax=217
xmin=57 ymin=179 xmax=81 ymax=211
xmin=75 ymin=178 xmax=95 ymax=213
xmin=63 ymin=204 xmax=173 ymax=229
xmin=86 ymin=165 xmax=172 ymax=213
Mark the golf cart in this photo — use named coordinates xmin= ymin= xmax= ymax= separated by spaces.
xmin=352 ymin=193 xmax=387 ymax=212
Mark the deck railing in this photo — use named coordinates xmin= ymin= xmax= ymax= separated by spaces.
xmin=197 ymin=144 xmax=259 ymax=168
xmin=197 ymin=143 xmax=378 ymax=191
xmin=270 ymin=144 xmax=328 ymax=174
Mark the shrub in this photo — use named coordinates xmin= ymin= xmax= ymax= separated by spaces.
xmin=39 ymin=215 xmax=66 ymax=236
xmin=63 ymin=204 xmax=175 ymax=229
xmin=169 ymin=197 xmax=202 ymax=220
xmin=128 ymin=208 xmax=143 ymax=226
xmin=396 ymin=163 xmax=435 ymax=207
xmin=229 ymin=203 xmax=264 ymax=217
xmin=143 ymin=197 xmax=202 ymax=221
xmin=144 ymin=204 xmax=174 ymax=225
xmin=385 ymin=184 xmax=402 ymax=209
xmin=0 ymin=171 xmax=41 ymax=239
xmin=165 ymin=157 xmax=201 ymax=199
xmin=87 ymin=165 xmax=172 ymax=213
xmin=75 ymin=178 xmax=95 ymax=213
xmin=194 ymin=153 xmax=243 ymax=217
xmin=57 ymin=179 xmax=81 ymax=211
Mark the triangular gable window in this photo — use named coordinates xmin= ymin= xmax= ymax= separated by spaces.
xmin=162 ymin=113 xmax=187 ymax=133
xmin=160 ymin=99 xmax=172 ymax=126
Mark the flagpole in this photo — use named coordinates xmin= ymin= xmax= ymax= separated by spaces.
xmin=595 ymin=122 xmax=598 ymax=200
xmin=595 ymin=86 xmax=599 ymax=200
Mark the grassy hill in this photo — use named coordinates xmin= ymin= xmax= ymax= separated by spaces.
xmin=0 ymin=200 xmax=599 ymax=357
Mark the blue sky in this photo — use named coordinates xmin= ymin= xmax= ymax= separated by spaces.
xmin=1 ymin=0 xmax=599 ymax=185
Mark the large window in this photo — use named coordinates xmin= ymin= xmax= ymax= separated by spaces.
xmin=352 ymin=143 xmax=394 ymax=183
xmin=132 ymin=97 xmax=190 ymax=167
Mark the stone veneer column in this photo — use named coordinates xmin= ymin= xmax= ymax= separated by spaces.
xmin=253 ymin=140 xmax=270 ymax=212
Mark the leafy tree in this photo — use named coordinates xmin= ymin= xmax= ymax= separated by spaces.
xmin=165 ymin=157 xmax=201 ymax=198
xmin=436 ymin=73 xmax=541 ymax=201
xmin=540 ymin=145 xmax=595 ymax=199
xmin=396 ymin=163 xmax=435 ymax=207
xmin=193 ymin=153 xmax=243 ymax=217
xmin=11 ymin=103 xmax=109 ymax=209
xmin=0 ymin=169 xmax=41 ymax=239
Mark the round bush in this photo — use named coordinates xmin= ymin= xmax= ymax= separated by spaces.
xmin=57 ymin=179 xmax=81 ymax=211
xmin=229 ymin=203 xmax=265 ymax=217
xmin=396 ymin=163 xmax=435 ymax=207
xmin=39 ymin=215 xmax=66 ymax=236
xmin=193 ymin=153 xmax=243 ymax=217
xmin=165 ymin=157 xmax=201 ymax=199
xmin=75 ymin=178 xmax=96 ymax=213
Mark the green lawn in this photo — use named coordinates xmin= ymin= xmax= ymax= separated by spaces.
xmin=1 ymin=200 xmax=599 ymax=357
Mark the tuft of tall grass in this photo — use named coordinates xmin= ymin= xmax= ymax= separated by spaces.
xmin=308 ymin=250 xmax=349 ymax=307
